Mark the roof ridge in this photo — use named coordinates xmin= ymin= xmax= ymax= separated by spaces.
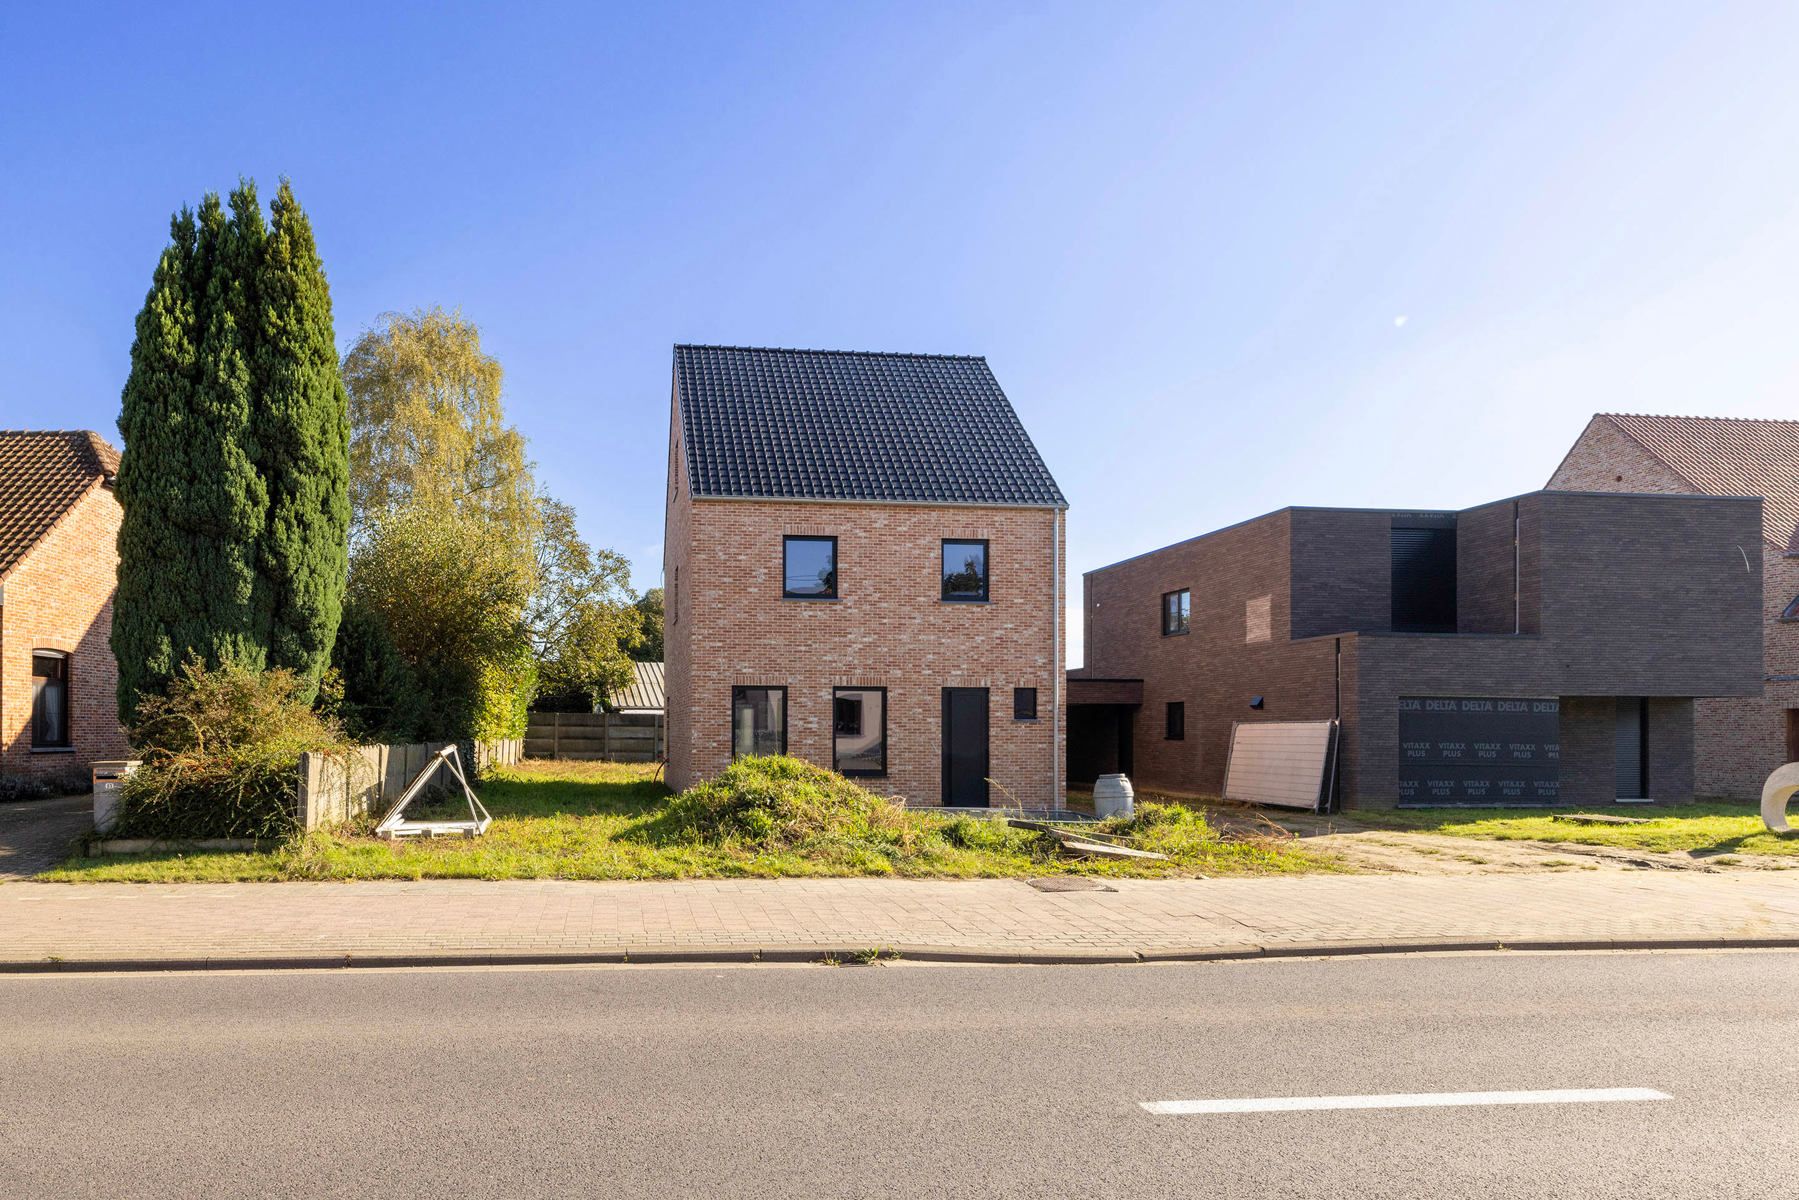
xmin=673 ymin=343 xmax=986 ymax=362
xmin=1601 ymin=412 xmax=1799 ymax=426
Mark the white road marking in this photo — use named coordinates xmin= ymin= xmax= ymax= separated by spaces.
xmin=1140 ymin=1087 xmax=1671 ymax=1115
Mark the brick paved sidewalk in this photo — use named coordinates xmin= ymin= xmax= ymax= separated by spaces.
xmin=6 ymin=871 xmax=1799 ymax=969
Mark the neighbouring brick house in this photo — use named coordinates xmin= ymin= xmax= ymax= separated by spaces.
xmin=0 ymin=431 xmax=129 ymax=783
xmin=662 ymin=345 xmax=1067 ymax=805
xmin=1548 ymin=414 xmax=1799 ymax=797
xmin=1074 ymin=490 xmax=1763 ymax=809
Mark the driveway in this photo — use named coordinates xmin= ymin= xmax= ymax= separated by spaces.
xmin=0 ymin=792 xmax=90 ymax=879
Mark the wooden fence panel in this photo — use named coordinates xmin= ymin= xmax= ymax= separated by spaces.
xmin=524 ymin=712 xmax=665 ymax=762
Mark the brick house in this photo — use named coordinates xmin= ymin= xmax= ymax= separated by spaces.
xmin=1548 ymin=414 xmax=1799 ymax=797
xmin=1073 ymin=490 xmax=1763 ymax=809
xmin=662 ymin=345 xmax=1067 ymax=805
xmin=0 ymin=431 xmax=129 ymax=783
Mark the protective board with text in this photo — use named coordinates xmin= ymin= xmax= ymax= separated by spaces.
xmin=1222 ymin=719 xmax=1340 ymax=812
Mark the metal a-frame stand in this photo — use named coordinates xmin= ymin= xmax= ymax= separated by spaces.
xmin=374 ymin=744 xmax=493 ymax=839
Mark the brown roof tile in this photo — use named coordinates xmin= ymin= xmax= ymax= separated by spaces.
xmin=1600 ymin=414 xmax=1799 ymax=548
xmin=0 ymin=430 xmax=119 ymax=579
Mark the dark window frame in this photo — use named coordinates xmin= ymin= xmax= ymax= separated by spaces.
xmin=730 ymin=685 xmax=788 ymax=758
xmin=941 ymin=538 xmax=991 ymax=603
xmin=31 ymin=650 xmax=72 ymax=750
xmin=1165 ymin=700 xmax=1185 ymax=741
xmin=1782 ymin=594 xmax=1799 ymax=623
xmin=782 ymin=535 xmax=839 ymax=600
xmin=1161 ymin=588 xmax=1191 ymax=636
xmin=832 ymin=686 xmax=889 ymax=778
xmin=1012 ymin=687 xmax=1038 ymax=721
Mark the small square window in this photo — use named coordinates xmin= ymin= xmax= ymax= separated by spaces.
xmin=1162 ymin=589 xmax=1191 ymax=636
xmin=784 ymin=536 xmax=837 ymax=599
xmin=1782 ymin=594 xmax=1799 ymax=623
xmin=1165 ymin=701 xmax=1185 ymax=741
xmin=1013 ymin=687 xmax=1038 ymax=721
xmin=942 ymin=539 xmax=989 ymax=602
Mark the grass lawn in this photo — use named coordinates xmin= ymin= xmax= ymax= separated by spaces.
xmin=1356 ymin=803 xmax=1799 ymax=858
xmin=44 ymin=759 xmax=1338 ymax=883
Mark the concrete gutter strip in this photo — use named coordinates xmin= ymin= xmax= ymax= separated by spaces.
xmin=10 ymin=935 xmax=1799 ymax=974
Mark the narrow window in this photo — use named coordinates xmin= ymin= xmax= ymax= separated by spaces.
xmin=941 ymin=539 xmax=989 ymax=602
xmin=832 ymin=687 xmax=887 ymax=777
xmin=1161 ymin=588 xmax=1190 ymax=636
xmin=783 ymin=536 xmax=837 ymax=599
xmin=1013 ymin=687 xmax=1038 ymax=721
xmin=731 ymin=686 xmax=787 ymax=757
xmin=670 ymin=566 xmax=678 ymax=627
xmin=1165 ymin=701 xmax=1185 ymax=741
xmin=1781 ymin=595 xmax=1799 ymax=623
xmin=32 ymin=651 xmax=71 ymax=749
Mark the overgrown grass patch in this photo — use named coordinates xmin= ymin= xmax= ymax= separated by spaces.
xmin=46 ymin=757 xmax=1336 ymax=882
xmin=1356 ymin=803 xmax=1799 ymax=858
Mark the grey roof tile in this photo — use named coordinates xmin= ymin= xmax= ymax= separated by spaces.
xmin=673 ymin=345 xmax=1066 ymax=507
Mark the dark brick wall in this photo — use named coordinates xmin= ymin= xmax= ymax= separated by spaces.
xmin=1536 ymin=492 xmax=1762 ymax=697
xmin=1082 ymin=510 xmax=1342 ymax=797
xmin=1456 ymin=498 xmax=1522 ymax=635
xmin=1084 ymin=489 xmax=1761 ymax=808
xmin=1289 ymin=509 xmax=1391 ymax=639
xmin=1647 ymin=697 xmax=1695 ymax=800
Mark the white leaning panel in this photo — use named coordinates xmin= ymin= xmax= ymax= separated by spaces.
xmin=1223 ymin=720 xmax=1336 ymax=811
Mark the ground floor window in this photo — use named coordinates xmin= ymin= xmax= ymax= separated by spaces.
xmin=32 ymin=651 xmax=70 ymax=749
xmin=1013 ymin=687 xmax=1038 ymax=720
xmin=832 ymin=687 xmax=887 ymax=776
xmin=1165 ymin=701 xmax=1185 ymax=740
xmin=731 ymin=686 xmax=787 ymax=757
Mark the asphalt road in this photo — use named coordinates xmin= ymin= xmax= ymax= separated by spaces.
xmin=3 ymin=952 xmax=1797 ymax=1198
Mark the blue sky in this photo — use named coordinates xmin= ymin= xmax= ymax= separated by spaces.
xmin=6 ymin=2 xmax=1798 ymax=665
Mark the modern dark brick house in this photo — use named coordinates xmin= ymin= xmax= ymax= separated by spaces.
xmin=1074 ymin=490 xmax=1763 ymax=809
xmin=0 ymin=431 xmax=130 ymax=784
xmin=1549 ymin=414 xmax=1799 ymax=797
xmin=662 ymin=346 xmax=1067 ymax=805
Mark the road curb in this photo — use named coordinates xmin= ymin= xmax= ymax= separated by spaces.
xmin=6 ymin=934 xmax=1799 ymax=974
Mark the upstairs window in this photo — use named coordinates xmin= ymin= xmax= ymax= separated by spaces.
xmin=1165 ymin=701 xmax=1185 ymax=741
xmin=32 ymin=651 xmax=70 ymax=749
xmin=1782 ymin=595 xmax=1799 ymax=623
xmin=731 ymin=686 xmax=787 ymax=757
xmin=783 ymin=536 xmax=837 ymax=599
xmin=942 ymin=539 xmax=989 ymax=602
xmin=1161 ymin=589 xmax=1190 ymax=636
xmin=832 ymin=687 xmax=887 ymax=777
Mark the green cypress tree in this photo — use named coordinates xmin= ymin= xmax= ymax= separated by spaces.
xmin=114 ymin=180 xmax=349 ymax=719
xmin=249 ymin=179 xmax=350 ymax=700
xmin=113 ymin=196 xmax=267 ymax=718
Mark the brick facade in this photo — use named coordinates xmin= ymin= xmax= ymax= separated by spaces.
xmin=663 ymin=383 xmax=1066 ymax=806
xmin=1079 ymin=491 xmax=1763 ymax=808
xmin=1548 ymin=416 xmax=1799 ymax=797
xmin=1 ymin=482 xmax=129 ymax=780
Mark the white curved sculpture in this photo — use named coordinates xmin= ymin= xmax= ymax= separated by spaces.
xmin=1760 ymin=763 xmax=1799 ymax=834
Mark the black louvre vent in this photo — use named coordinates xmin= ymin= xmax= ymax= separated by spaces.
xmin=1391 ymin=525 xmax=1457 ymax=633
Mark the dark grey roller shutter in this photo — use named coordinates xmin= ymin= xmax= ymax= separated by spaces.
xmin=1615 ymin=698 xmax=1646 ymax=798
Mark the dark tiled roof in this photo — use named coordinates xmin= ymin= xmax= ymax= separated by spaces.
xmin=673 ymin=345 xmax=1066 ymax=507
xmin=0 ymin=431 xmax=119 ymax=580
xmin=1600 ymin=414 xmax=1799 ymax=548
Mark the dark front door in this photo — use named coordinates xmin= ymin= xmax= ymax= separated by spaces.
xmin=941 ymin=687 xmax=990 ymax=806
